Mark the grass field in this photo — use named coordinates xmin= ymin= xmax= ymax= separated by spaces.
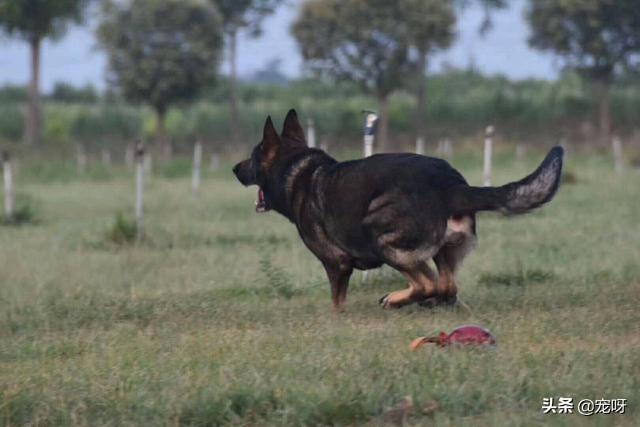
xmin=1 ymin=147 xmax=639 ymax=426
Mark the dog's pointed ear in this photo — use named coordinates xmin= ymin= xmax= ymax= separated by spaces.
xmin=261 ymin=116 xmax=280 ymax=168
xmin=281 ymin=109 xmax=306 ymax=146
xmin=263 ymin=115 xmax=279 ymax=143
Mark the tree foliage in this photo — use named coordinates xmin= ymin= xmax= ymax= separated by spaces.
xmin=527 ymin=0 xmax=640 ymax=141
xmin=293 ymin=0 xmax=456 ymax=96
xmin=402 ymin=0 xmax=456 ymax=142
xmin=97 ymin=0 xmax=223 ymax=115
xmin=293 ymin=0 xmax=415 ymax=98
xmin=456 ymin=0 xmax=507 ymax=34
xmin=212 ymin=0 xmax=283 ymax=143
xmin=527 ymin=0 xmax=640 ymax=80
xmin=0 ymin=0 xmax=91 ymax=145
xmin=213 ymin=0 xmax=282 ymax=35
xmin=404 ymin=0 xmax=455 ymax=54
xmin=0 ymin=0 xmax=88 ymax=42
xmin=292 ymin=0 xmax=456 ymax=149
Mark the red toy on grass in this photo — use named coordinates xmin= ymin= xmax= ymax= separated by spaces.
xmin=410 ymin=325 xmax=496 ymax=350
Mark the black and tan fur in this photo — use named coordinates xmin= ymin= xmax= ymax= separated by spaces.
xmin=233 ymin=110 xmax=564 ymax=311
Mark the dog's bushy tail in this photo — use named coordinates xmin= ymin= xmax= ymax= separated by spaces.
xmin=447 ymin=146 xmax=564 ymax=216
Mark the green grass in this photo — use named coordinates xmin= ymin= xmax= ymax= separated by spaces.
xmin=0 ymin=146 xmax=639 ymax=426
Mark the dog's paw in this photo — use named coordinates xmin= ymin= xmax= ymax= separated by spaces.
xmin=379 ymin=293 xmax=401 ymax=309
xmin=379 ymin=293 xmax=392 ymax=309
xmin=379 ymin=290 xmax=412 ymax=309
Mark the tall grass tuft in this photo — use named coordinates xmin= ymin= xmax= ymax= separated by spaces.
xmin=259 ymin=251 xmax=296 ymax=299
xmin=106 ymin=212 xmax=138 ymax=245
xmin=1 ymin=194 xmax=38 ymax=226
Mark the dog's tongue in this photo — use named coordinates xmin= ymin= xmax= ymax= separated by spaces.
xmin=255 ymin=189 xmax=266 ymax=213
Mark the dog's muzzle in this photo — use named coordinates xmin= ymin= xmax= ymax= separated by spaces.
xmin=232 ymin=160 xmax=253 ymax=186
xmin=233 ymin=161 xmax=270 ymax=213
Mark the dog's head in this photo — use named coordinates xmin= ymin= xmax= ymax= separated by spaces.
xmin=232 ymin=109 xmax=307 ymax=213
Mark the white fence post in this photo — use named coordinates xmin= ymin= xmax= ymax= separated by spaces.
xmin=364 ymin=136 xmax=374 ymax=157
xmin=362 ymin=112 xmax=379 ymax=284
xmin=483 ymin=125 xmax=494 ymax=186
xmin=307 ymin=118 xmax=316 ymax=148
xmin=363 ymin=112 xmax=378 ymax=158
xmin=192 ymin=139 xmax=202 ymax=195
xmin=415 ymin=136 xmax=425 ymax=155
xmin=2 ymin=151 xmax=14 ymax=221
xmin=135 ymin=143 xmax=145 ymax=240
xmin=612 ymin=135 xmax=624 ymax=174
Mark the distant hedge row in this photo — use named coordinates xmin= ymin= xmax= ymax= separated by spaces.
xmin=1 ymin=70 xmax=639 ymax=153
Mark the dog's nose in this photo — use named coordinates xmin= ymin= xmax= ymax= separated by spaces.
xmin=232 ymin=163 xmax=240 ymax=175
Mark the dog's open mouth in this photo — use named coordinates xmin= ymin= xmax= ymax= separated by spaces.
xmin=255 ymin=189 xmax=269 ymax=213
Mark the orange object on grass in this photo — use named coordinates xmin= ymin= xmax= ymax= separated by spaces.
xmin=410 ymin=325 xmax=496 ymax=350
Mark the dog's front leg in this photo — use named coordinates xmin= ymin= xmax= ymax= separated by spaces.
xmin=323 ymin=262 xmax=353 ymax=312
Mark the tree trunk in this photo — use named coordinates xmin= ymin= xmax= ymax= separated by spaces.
xmin=228 ymin=28 xmax=241 ymax=143
xmin=595 ymin=78 xmax=611 ymax=145
xmin=25 ymin=37 xmax=42 ymax=145
xmin=377 ymin=94 xmax=389 ymax=152
xmin=155 ymin=109 xmax=171 ymax=162
xmin=415 ymin=51 xmax=427 ymax=145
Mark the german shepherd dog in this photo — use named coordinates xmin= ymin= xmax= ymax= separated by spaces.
xmin=233 ymin=110 xmax=564 ymax=311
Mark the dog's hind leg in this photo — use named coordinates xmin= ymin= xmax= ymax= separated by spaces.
xmin=379 ymin=261 xmax=438 ymax=309
xmin=432 ymin=251 xmax=460 ymax=306
xmin=433 ymin=216 xmax=477 ymax=306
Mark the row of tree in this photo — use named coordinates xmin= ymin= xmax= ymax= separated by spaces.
xmin=0 ymin=0 xmax=281 ymax=152
xmin=293 ymin=0 xmax=640 ymax=149
xmin=1 ymin=0 xmax=639 ymax=152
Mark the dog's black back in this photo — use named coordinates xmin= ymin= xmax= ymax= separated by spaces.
xmin=312 ymin=154 xmax=467 ymax=267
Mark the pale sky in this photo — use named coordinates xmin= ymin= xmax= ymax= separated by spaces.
xmin=0 ymin=0 xmax=559 ymax=92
